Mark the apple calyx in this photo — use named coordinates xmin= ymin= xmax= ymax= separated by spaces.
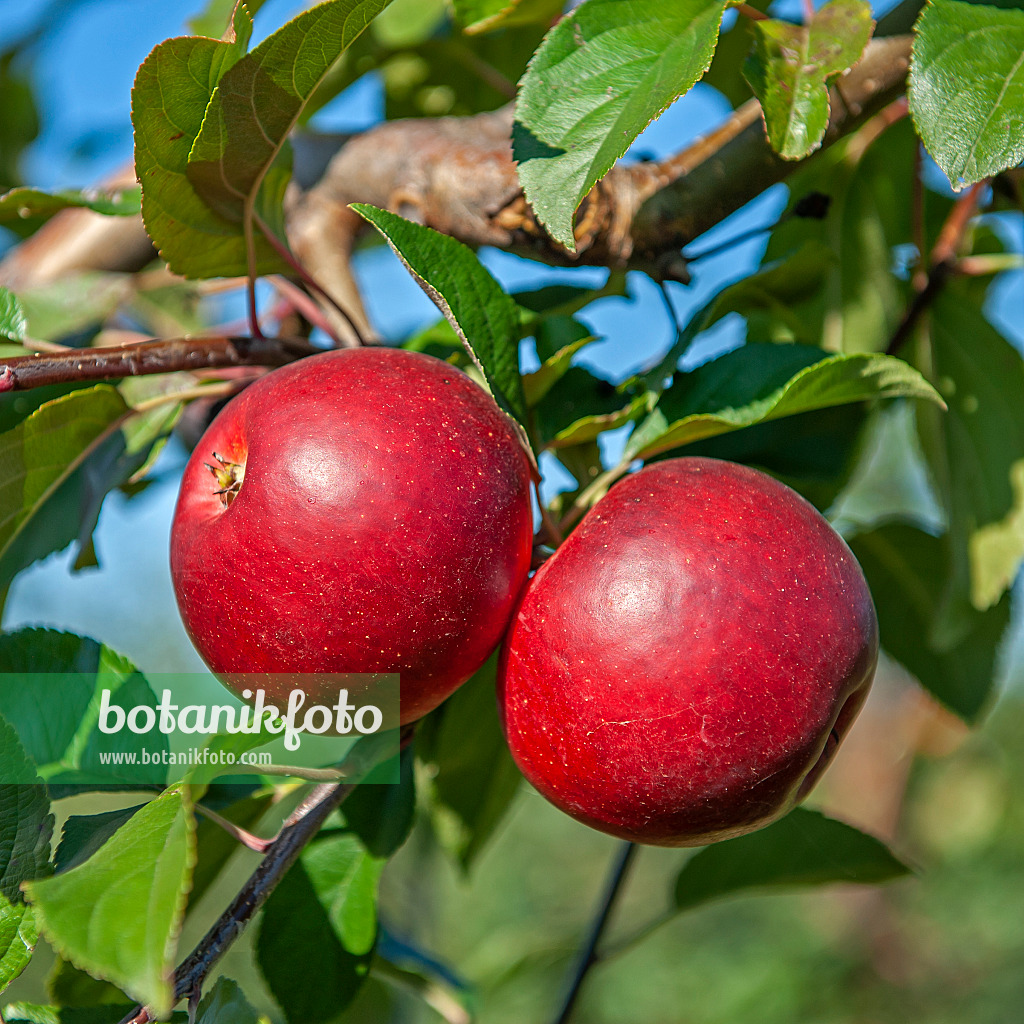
xmin=204 ymin=452 xmax=244 ymax=508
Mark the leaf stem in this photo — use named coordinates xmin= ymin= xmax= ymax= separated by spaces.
xmin=194 ymin=804 xmax=274 ymax=854
xmin=550 ymin=841 xmax=638 ymax=1024
xmin=254 ymin=210 xmax=368 ymax=347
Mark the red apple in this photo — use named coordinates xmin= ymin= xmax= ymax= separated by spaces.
xmin=170 ymin=347 xmax=534 ymax=724
xmin=498 ymin=457 xmax=877 ymax=846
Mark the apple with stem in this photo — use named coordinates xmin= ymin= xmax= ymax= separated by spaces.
xmin=171 ymin=347 xmax=534 ymax=725
xmin=498 ymin=457 xmax=878 ymax=846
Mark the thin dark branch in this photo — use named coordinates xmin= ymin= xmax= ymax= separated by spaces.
xmin=551 ymin=842 xmax=638 ymax=1024
xmin=118 ymin=782 xmax=355 ymax=1024
xmin=0 ymin=334 xmax=318 ymax=391
xmin=886 ymin=180 xmax=987 ymax=355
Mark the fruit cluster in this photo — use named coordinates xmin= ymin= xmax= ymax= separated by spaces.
xmin=171 ymin=348 xmax=878 ymax=846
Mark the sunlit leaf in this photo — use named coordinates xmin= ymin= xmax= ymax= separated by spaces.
xmin=909 ymin=0 xmax=1024 ymax=188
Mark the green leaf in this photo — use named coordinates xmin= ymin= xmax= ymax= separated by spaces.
xmin=828 ymin=400 xmax=945 ymax=537
xmin=909 ymin=0 xmax=1024 ymax=188
xmin=187 ymin=0 xmax=392 ymax=223
xmin=673 ymin=808 xmax=909 ymax=912
xmin=53 ymin=808 xmax=145 ymax=876
xmin=0 ymin=187 xmax=141 ymax=225
xmin=850 ymin=524 xmax=1009 ymax=721
xmin=24 ymin=787 xmax=196 ymax=1019
xmin=641 ymin=241 xmax=837 ymax=389
xmin=523 ymin=318 xmax=598 ymax=406
xmin=0 ymin=289 xmax=26 ymax=344
xmin=417 ymin=656 xmax=521 ymax=869
xmin=352 ymin=204 xmax=530 ymax=433
xmin=0 ymin=716 xmax=52 ymax=994
xmin=195 ymin=977 xmax=261 ymax=1024
xmin=928 ymin=291 xmax=1024 ymax=613
xmin=513 ymin=0 xmax=729 ymax=250
xmin=762 ymin=118 xmax=919 ymax=354
xmin=0 ymin=628 xmax=168 ymax=792
xmin=743 ymin=0 xmax=874 ymax=160
xmin=46 ymin=957 xmax=130 ymax=1009
xmin=0 ymin=387 xmax=128 ymax=584
xmin=341 ymin=747 xmax=415 ymax=859
xmin=535 ymin=366 xmax=651 ymax=449
xmin=625 ymin=345 xmax=944 ymax=461
xmin=131 ymin=3 xmax=284 ymax=278
xmin=257 ymin=831 xmax=382 ymax=1022
xmin=454 ymin=0 xmax=564 ymax=34
xmin=971 ymin=460 xmax=1024 ymax=612
xmin=0 ymin=383 xmax=179 ymax=592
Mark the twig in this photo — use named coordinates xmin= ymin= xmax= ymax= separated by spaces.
xmin=118 ymin=782 xmax=355 ymax=1024
xmin=885 ymin=180 xmax=987 ymax=355
xmin=550 ymin=842 xmax=638 ymax=1024
xmin=0 ymin=333 xmax=317 ymax=391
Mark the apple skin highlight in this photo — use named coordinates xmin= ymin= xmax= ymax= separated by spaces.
xmin=171 ymin=347 xmax=534 ymax=725
xmin=498 ymin=457 xmax=878 ymax=847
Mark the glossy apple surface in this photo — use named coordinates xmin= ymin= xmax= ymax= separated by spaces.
xmin=498 ymin=457 xmax=878 ymax=846
xmin=171 ymin=347 xmax=534 ymax=724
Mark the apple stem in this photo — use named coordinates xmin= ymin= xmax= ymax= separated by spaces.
xmin=194 ymin=804 xmax=273 ymax=854
xmin=550 ymin=841 xmax=638 ymax=1024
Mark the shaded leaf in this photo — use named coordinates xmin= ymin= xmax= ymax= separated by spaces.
xmin=851 ymin=523 xmax=1009 ymax=721
xmin=625 ymin=344 xmax=944 ymax=461
xmin=46 ymin=957 xmax=129 ymax=1009
xmin=928 ymin=291 xmax=1024 ymax=614
xmin=523 ymin=318 xmax=598 ymax=406
xmin=341 ymin=746 xmax=415 ymax=859
xmin=535 ymin=366 xmax=651 ymax=449
xmin=0 ymin=387 xmax=129 ymax=588
xmin=674 ymin=808 xmax=909 ymax=911
xmin=744 ymin=0 xmax=873 ymax=160
xmin=0 ymin=716 xmax=52 ymax=994
xmin=909 ymin=0 xmax=1024 ymax=188
xmin=0 ymin=628 xmax=167 ymax=792
xmin=762 ymin=118 xmax=919 ymax=354
xmin=417 ymin=656 xmax=521 ymax=869
xmin=24 ymin=787 xmax=196 ymax=1019
xmin=257 ymin=832 xmax=382 ymax=1022
xmin=514 ymin=0 xmax=729 ymax=250
xmin=53 ymin=807 xmax=144 ymax=875
xmin=196 ymin=977 xmax=261 ymax=1024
